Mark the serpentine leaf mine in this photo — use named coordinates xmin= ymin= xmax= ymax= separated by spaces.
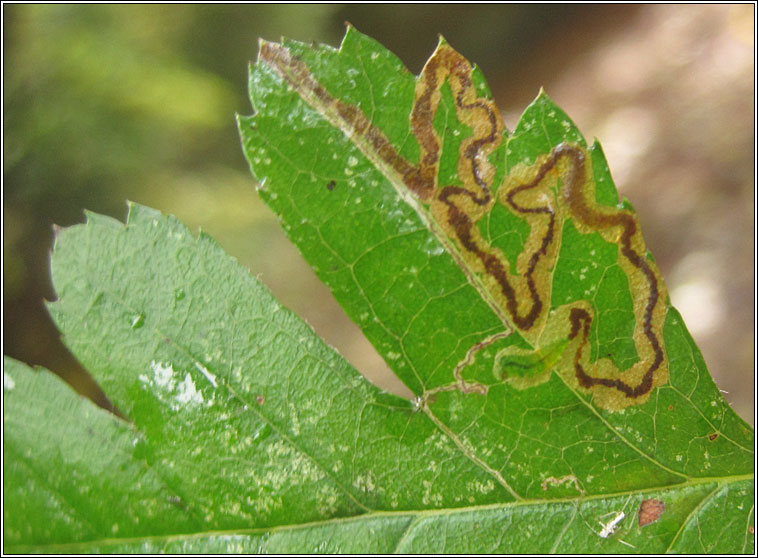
xmin=252 ymin=29 xmax=668 ymax=412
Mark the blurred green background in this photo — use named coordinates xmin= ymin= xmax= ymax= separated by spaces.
xmin=4 ymin=5 xmax=754 ymax=422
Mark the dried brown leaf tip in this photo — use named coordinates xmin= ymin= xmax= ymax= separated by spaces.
xmin=638 ymin=498 xmax=665 ymax=527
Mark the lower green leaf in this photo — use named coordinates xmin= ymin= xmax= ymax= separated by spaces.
xmin=3 ymin=357 xmax=196 ymax=551
xmin=4 ymin=203 xmax=753 ymax=553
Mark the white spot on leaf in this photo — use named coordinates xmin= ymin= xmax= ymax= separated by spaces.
xmin=598 ymin=511 xmax=625 ymax=538
xmin=151 ymin=361 xmax=176 ymax=389
xmin=194 ymin=362 xmax=218 ymax=388
xmin=176 ymin=373 xmax=204 ymax=406
xmin=353 ymin=472 xmax=377 ymax=493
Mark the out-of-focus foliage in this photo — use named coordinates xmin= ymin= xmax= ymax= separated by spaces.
xmin=3 ymin=5 xmax=753 ymax=422
xmin=3 ymin=4 xmax=340 ymax=403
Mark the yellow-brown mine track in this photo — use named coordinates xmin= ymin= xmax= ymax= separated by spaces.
xmin=259 ymin=39 xmax=669 ymax=411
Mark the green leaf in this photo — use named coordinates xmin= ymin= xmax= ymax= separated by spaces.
xmin=4 ymin=199 xmax=754 ymax=552
xmin=235 ymin=26 xmax=753 ymax=549
xmin=4 ymin=28 xmax=754 ymax=554
xmin=3 ymin=357 xmax=197 ymax=549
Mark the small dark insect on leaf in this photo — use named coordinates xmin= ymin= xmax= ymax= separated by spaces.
xmin=708 ymin=432 xmax=719 ymax=441
xmin=167 ymin=495 xmax=187 ymax=511
xmin=326 ymin=180 xmax=336 ymax=191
